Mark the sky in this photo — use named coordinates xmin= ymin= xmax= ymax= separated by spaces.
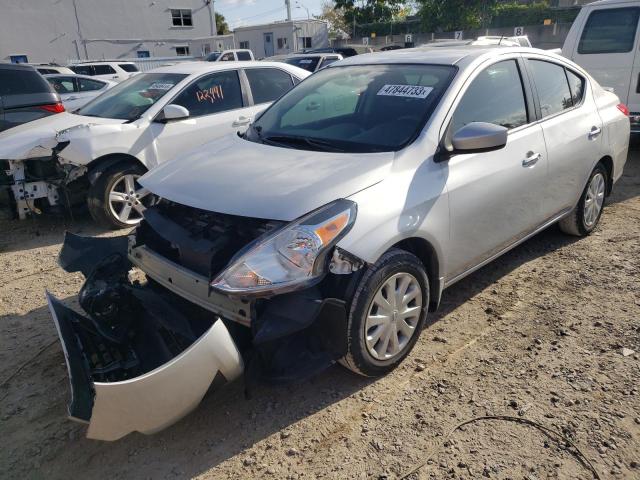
xmin=215 ymin=0 xmax=326 ymax=29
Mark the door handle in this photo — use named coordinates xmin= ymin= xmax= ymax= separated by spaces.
xmin=522 ymin=151 xmax=541 ymax=167
xmin=588 ymin=126 xmax=602 ymax=139
xmin=232 ymin=116 xmax=251 ymax=127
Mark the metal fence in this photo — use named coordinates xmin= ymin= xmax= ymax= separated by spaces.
xmin=67 ymin=56 xmax=199 ymax=72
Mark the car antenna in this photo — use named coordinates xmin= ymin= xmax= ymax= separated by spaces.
xmin=498 ymin=35 xmax=504 ymax=45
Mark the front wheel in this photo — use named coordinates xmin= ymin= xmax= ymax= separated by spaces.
xmin=558 ymin=163 xmax=608 ymax=237
xmin=87 ymin=163 xmax=152 ymax=229
xmin=340 ymin=249 xmax=429 ymax=377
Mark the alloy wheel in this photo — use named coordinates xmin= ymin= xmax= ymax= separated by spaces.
xmin=108 ymin=174 xmax=150 ymax=225
xmin=584 ymin=172 xmax=605 ymax=228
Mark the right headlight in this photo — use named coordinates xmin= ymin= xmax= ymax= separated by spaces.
xmin=210 ymin=199 xmax=357 ymax=296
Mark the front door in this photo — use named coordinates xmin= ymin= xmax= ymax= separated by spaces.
xmin=264 ymin=32 xmax=274 ymax=57
xmin=444 ymin=59 xmax=549 ymax=281
xmin=150 ymin=69 xmax=250 ymax=165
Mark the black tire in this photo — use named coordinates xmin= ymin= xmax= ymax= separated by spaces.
xmin=558 ymin=163 xmax=608 ymax=237
xmin=340 ymin=248 xmax=429 ymax=377
xmin=87 ymin=162 xmax=147 ymax=229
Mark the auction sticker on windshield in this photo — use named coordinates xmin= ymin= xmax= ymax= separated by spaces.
xmin=377 ymin=84 xmax=433 ymax=99
xmin=148 ymin=83 xmax=175 ymax=91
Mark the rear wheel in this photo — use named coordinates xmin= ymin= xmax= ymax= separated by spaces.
xmin=87 ymin=163 xmax=151 ymax=229
xmin=559 ymin=163 xmax=607 ymax=237
xmin=340 ymin=249 xmax=429 ymax=377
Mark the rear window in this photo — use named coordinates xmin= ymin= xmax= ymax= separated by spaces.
xmin=0 ymin=69 xmax=52 ymax=95
xmin=284 ymin=56 xmax=321 ymax=72
xmin=119 ymin=64 xmax=139 ymax=73
xmin=250 ymin=64 xmax=456 ymax=153
xmin=93 ymin=65 xmax=116 ymax=75
xmin=578 ymin=7 xmax=640 ymax=54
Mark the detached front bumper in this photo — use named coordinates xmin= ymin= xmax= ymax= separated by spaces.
xmin=48 ymin=233 xmax=243 ymax=441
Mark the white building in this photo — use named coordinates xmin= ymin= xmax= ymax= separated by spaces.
xmin=0 ymin=0 xmax=215 ymax=64
xmin=233 ymin=20 xmax=329 ymax=59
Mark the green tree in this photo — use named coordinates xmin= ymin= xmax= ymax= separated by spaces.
xmin=215 ymin=12 xmax=230 ymax=35
xmin=416 ymin=0 xmax=497 ymax=31
xmin=317 ymin=1 xmax=350 ymax=39
xmin=335 ymin=0 xmax=408 ymax=25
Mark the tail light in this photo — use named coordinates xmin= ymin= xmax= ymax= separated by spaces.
xmin=39 ymin=102 xmax=65 ymax=113
xmin=617 ymin=103 xmax=630 ymax=116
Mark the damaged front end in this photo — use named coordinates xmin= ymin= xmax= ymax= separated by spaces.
xmin=0 ymin=132 xmax=85 ymax=219
xmin=50 ymin=201 xmax=364 ymax=440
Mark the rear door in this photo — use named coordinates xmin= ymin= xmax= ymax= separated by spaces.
xmin=445 ymin=58 xmax=549 ymax=281
xmin=569 ymin=5 xmax=640 ymax=109
xmin=525 ymin=57 xmax=603 ymax=215
xmin=151 ymin=69 xmax=251 ymax=163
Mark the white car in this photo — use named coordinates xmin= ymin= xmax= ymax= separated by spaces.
xmin=48 ymin=46 xmax=629 ymax=440
xmin=205 ymin=49 xmax=254 ymax=62
xmin=44 ymin=74 xmax=117 ymax=111
xmin=562 ymin=0 xmax=640 ymax=133
xmin=0 ymin=61 xmax=309 ymax=227
xmin=69 ymin=62 xmax=140 ymax=82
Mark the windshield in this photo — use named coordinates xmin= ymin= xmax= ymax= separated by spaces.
xmin=248 ymin=64 xmax=456 ymax=153
xmin=284 ymin=56 xmax=320 ymax=72
xmin=77 ymin=73 xmax=187 ymax=120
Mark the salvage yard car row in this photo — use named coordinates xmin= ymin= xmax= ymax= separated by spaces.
xmin=2 ymin=45 xmax=628 ymax=440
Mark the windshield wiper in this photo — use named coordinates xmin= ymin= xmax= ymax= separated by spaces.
xmin=262 ymin=135 xmax=344 ymax=152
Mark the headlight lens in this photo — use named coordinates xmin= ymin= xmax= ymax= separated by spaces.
xmin=210 ymin=199 xmax=356 ymax=296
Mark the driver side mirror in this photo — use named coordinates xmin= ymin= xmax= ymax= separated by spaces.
xmin=158 ymin=104 xmax=190 ymax=122
xmin=435 ymin=122 xmax=508 ymax=162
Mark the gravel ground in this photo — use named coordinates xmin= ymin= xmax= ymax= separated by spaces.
xmin=1 ymin=147 xmax=639 ymax=480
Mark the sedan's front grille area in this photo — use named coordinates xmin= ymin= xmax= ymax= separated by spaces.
xmin=136 ymin=201 xmax=284 ymax=278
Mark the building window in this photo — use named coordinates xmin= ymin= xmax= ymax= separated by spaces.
xmin=171 ymin=9 xmax=193 ymax=27
xmin=137 ymin=50 xmax=150 ymax=58
xmin=277 ymin=37 xmax=288 ymax=49
xmin=175 ymin=46 xmax=190 ymax=56
xmin=239 ymin=41 xmax=250 ymax=49
xmin=301 ymin=37 xmax=312 ymax=48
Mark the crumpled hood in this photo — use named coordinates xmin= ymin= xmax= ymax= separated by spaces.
xmin=0 ymin=113 xmax=125 ymax=160
xmin=141 ymin=134 xmax=395 ymax=221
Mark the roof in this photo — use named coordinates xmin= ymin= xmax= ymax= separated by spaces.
xmin=0 ymin=63 xmax=36 ymax=71
xmin=588 ymin=0 xmax=639 ymax=6
xmin=233 ymin=18 xmax=326 ymax=32
xmin=337 ymin=45 xmax=538 ymax=67
xmin=148 ymin=61 xmax=301 ymax=75
xmin=288 ymin=53 xmax=341 ymax=58
xmin=74 ymin=61 xmax=136 ymax=65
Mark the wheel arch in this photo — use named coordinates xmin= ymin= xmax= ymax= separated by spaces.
xmin=87 ymin=154 xmax=147 ymax=185
xmin=389 ymin=237 xmax=442 ymax=312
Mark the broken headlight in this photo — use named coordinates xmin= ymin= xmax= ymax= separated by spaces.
xmin=211 ymin=199 xmax=357 ymax=296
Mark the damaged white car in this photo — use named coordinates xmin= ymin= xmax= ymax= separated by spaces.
xmin=0 ymin=61 xmax=309 ymax=227
xmin=48 ymin=47 xmax=629 ymax=440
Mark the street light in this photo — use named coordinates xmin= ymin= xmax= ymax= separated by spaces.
xmin=296 ymin=1 xmax=310 ymax=19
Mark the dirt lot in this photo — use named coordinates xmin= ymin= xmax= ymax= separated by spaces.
xmin=1 ymin=147 xmax=639 ymax=480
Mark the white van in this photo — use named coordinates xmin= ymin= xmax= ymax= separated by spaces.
xmin=562 ymin=0 xmax=639 ymax=132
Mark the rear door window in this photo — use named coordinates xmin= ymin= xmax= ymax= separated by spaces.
xmin=245 ymin=68 xmax=294 ymax=104
xmin=71 ymin=65 xmax=93 ymax=76
xmin=220 ymin=52 xmax=235 ymax=61
xmin=578 ymin=7 xmax=640 ymax=54
xmin=93 ymin=65 xmax=116 ymax=75
xmin=236 ymin=51 xmax=252 ymax=61
xmin=172 ymin=70 xmax=243 ymax=116
xmin=451 ymin=60 xmax=528 ymax=133
xmin=528 ymin=60 xmax=573 ymax=118
xmin=119 ymin=64 xmax=139 ymax=73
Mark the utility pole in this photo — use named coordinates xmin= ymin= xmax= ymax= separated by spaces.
xmin=207 ymin=0 xmax=217 ymax=36
xmin=285 ymin=0 xmax=292 ymax=21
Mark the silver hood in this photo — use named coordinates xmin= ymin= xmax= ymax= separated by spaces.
xmin=140 ymin=134 xmax=394 ymax=221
